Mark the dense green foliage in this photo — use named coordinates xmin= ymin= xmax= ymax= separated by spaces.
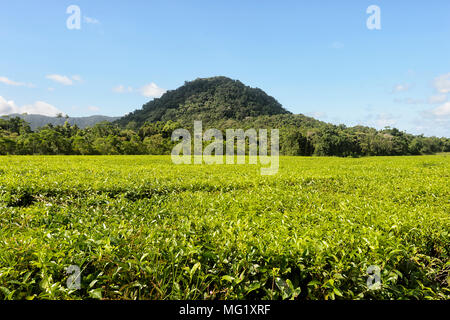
xmin=0 ymin=155 xmax=449 ymax=300
xmin=1 ymin=76 xmax=449 ymax=157
xmin=116 ymin=76 xmax=291 ymax=127
xmin=0 ymin=115 xmax=449 ymax=157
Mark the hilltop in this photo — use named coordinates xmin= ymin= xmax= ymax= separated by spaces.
xmin=116 ymin=76 xmax=291 ymax=127
xmin=1 ymin=76 xmax=448 ymax=156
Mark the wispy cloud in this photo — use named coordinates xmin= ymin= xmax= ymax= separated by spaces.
xmin=374 ymin=113 xmax=398 ymax=128
xmin=84 ymin=16 xmax=100 ymax=24
xmin=433 ymin=73 xmax=450 ymax=94
xmin=428 ymin=94 xmax=447 ymax=104
xmin=427 ymin=102 xmax=450 ymax=117
xmin=417 ymin=102 xmax=450 ymax=136
xmin=306 ymin=111 xmax=327 ymax=119
xmin=391 ymin=83 xmax=412 ymax=93
xmin=364 ymin=112 xmax=399 ymax=128
xmin=0 ymin=76 xmax=34 ymax=87
xmin=113 ymin=85 xmax=133 ymax=93
xmin=71 ymin=75 xmax=83 ymax=82
xmin=46 ymin=74 xmax=82 ymax=86
xmin=393 ymin=97 xmax=424 ymax=105
xmin=87 ymin=105 xmax=100 ymax=112
xmin=46 ymin=74 xmax=73 ymax=85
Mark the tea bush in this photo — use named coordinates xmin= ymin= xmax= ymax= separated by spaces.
xmin=0 ymin=155 xmax=448 ymax=300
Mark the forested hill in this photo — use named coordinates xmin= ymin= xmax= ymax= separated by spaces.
xmin=115 ymin=76 xmax=291 ymax=127
xmin=0 ymin=76 xmax=449 ymax=156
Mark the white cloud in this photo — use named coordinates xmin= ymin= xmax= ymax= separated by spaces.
xmin=306 ymin=111 xmax=327 ymax=119
xmin=0 ymin=96 xmax=63 ymax=116
xmin=374 ymin=113 xmax=397 ymax=128
xmin=113 ymin=82 xmax=166 ymax=98
xmin=0 ymin=76 xmax=34 ymax=87
xmin=0 ymin=76 xmax=23 ymax=86
xmin=429 ymin=102 xmax=450 ymax=117
xmin=24 ymin=101 xmax=62 ymax=116
xmin=391 ymin=83 xmax=412 ymax=93
xmin=46 ymin=74 xmax=73 ymax=85
xmin=113 ymin=85 xmax=133 ymax=93
xmin=428 ymin=94 xmax=447 ymax=104
xmin=418 ymin=102 xmax=450 ymax=136
xmin=0 ymin=97 xmax=16 ymax=114
xmin=45 ymin=74 xmax=82 ymax=86
xmin=87 ymin=105 xmax=100 ymax=112
xmin=364 ymin=113 xmax=399 ymax=128
xmin=71 ymin=75 xmax=83 ymax=82
xmin=139 ymin=82 xmax=166 ymax=98
xmin=421 ymin=102 xmax=450 ymax=125
xmin=393 ymin=97 xmax=424 ymax=105
xmin=433 ymin=73 xmax=450 ymax=94
xmin=84 ymin=16 xmax=100 ymax=24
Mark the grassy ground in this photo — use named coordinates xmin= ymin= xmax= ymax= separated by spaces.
xmin=0 ymin=155 xmax=449 ymax=300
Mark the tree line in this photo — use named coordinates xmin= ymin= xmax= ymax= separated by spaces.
xmin=1 ymin=116 xmax=449 ymax=156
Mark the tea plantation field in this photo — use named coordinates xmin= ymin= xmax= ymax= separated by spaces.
xmin=0 ymin=155 xmax=449 ymax=300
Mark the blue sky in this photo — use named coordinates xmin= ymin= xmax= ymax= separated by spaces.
xmin=1 ymin=0 xmax=450 ymax=137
